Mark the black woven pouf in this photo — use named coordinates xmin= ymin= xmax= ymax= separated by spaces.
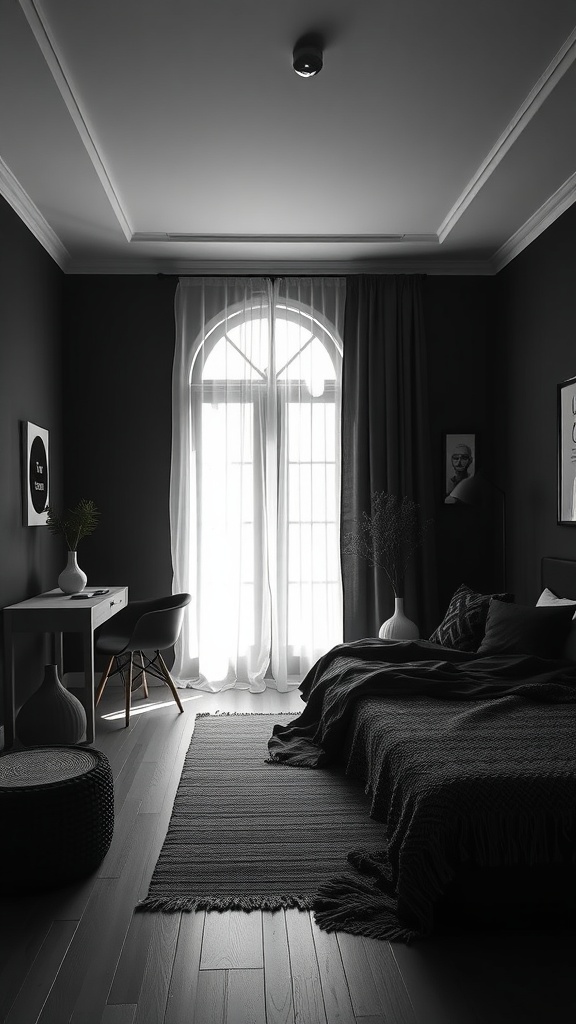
xmin=0 ymin=746 xmax=114 ymax=893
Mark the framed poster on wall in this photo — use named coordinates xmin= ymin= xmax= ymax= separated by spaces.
xmin=22 ymin=421 xmax=49 ymax=525
xmin=558 ymin=376 xmax=576 ymax=525
xmin=443 ymin=432 xmax=476 ymax=502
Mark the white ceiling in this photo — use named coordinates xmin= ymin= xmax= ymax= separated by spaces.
xmin=1 ymin=0 xmax=576 ymax=274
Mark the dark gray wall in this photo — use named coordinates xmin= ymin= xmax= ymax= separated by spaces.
xmin=63 ymin=275 xmax=177 ymax=601
xmin=496 ymin=202 xmax=576 ymax=603
xmin=0 ymin=196 xmax=64 ymax=724
xmin=424 ymin=275 xmax=499 ymax=614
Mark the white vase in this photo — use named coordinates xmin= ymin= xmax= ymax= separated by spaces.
xmin=58 ymin=550 xmax=87 ymax=594
xmin=379 ymin=597 xmax=419 ymax=640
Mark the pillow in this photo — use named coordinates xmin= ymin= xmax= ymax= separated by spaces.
xmin=477 ymin=599 xmax=576 ymax=658
xmin=536 ymin=587 xmax=576 ymax=661
xmin=429 ymin=585 xmax=514 ymax=652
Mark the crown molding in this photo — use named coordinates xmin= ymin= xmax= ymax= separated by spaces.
xmin=0 ymin=156 xmax=69 ymax=269
xmin=18 ymin=0 xmax=133 ymax=241
xmin=67 ymin=256 xmax=494 ymax=276
xmin=438 ymin=24 xmax=576 ymax=242
xmin=491 ymin=168 xmax=576 ymax=272
xmin=131 ymin=232 xmax=439 ymax=245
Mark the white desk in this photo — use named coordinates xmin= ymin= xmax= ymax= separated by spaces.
xmin=3 ymin=586 xmax=128 ymax=748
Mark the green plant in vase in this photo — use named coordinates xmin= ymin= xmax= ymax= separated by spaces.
xmin=47 ymin=498 xmax=100 ymax=594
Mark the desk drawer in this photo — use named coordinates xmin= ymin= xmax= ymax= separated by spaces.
xmin=93 ymin=590 xmax=127 ymax=629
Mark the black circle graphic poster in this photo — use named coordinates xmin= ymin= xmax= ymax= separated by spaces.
xmin=29 ymin=434 xmax=49 ymax=513
xmin=23 ymin=422 xmax=50 ymax=525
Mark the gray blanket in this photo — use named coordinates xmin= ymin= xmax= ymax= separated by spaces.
xmin=267 ymin=639 xmax=576 ymax=940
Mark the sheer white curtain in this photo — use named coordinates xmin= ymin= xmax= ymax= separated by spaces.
xmin=170 ymin=276 xmax=345 ymax=692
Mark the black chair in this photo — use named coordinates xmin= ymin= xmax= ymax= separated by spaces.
xmin=95 ymin=594 xmax=191 ymax=726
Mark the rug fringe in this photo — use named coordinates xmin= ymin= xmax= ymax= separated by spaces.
xmin=196 ymin=712 xmax=295 ymax=718
xmin=136 ymin=893 xmax=315 ymax=913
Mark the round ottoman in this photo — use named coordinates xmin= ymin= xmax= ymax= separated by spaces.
xmin=0 ymin=746 xmax=114 ymax=893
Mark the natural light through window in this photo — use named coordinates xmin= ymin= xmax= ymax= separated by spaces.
xmin=189 ymin=297 xmax=342 ymax=685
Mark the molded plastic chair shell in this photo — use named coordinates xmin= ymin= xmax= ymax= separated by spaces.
xmin=95 ymin=593 xmax=191 ymax=727
xmin=96 ymin=594 xmax=191 ymax=656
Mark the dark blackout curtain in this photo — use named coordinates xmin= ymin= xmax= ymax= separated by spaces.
xmin=340 ymin=275 xmax=438 ymax=640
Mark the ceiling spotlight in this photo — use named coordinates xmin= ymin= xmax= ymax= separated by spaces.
xmin=292 ymin=34 xmax=323 ymax=77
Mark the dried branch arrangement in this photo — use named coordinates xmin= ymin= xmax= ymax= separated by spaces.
xmin=343 ymin=491 xmax=432 ymax=597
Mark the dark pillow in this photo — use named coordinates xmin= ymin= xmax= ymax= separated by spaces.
xmin=429 ymin=584 xmax=514 ymax=652
xmin=477 ymin=599 xmax=576 ymax=658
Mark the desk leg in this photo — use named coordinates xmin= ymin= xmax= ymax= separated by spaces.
xmin=3 ymin=615 xmax=15 ymax=750
xmin=82 ymin=627 xmax=95 ymax=745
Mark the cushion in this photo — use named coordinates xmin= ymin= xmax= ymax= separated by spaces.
xmin=536 ymin=588 xmax=576 ymax=661
xmin=429 ymin=584 xmax=514 ymax=652
xmin=477 ymin=599 xmax=576 ymax=658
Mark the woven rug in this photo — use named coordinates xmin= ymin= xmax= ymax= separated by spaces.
xmin=137 ymin=712 xmax=386 ymax=912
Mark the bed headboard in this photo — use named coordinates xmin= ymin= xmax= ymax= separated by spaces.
xmin=541 ymin=558 xmax=576 ymax=600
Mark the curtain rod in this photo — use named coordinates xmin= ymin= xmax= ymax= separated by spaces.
xmin=156 ymin=272 xmax=423 ymax=279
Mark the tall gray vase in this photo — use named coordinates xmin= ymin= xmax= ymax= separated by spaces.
xmin=15 ymin=664 xmax=87 ymax=745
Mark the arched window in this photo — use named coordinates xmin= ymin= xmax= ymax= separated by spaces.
xmin=171 ymin=277 xmax=345 ymax=692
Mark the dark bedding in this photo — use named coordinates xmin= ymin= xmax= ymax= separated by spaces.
xmin=267 ymin=639 xmax=576 ymax=941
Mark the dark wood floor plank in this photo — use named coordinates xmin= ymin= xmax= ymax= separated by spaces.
xmin=336 ymin=932 xmax=381 ymax=1019
xmin=112 ymin=741 xmax=146 ymax=814
xmin=135 ymin=810 xmax=173 ymax=904
xmin=95 ymin=704 xmax=144 ymax=774
xmin=227 ymin=968 xmax=267 ymax=1024
xmin=311 ymin=921 xmax=355 ymax=1024
xmin=200 ymin=910 xmax=264 ymax=970
xmin=100 ymin=1006 xmax=137 ymax=1024
xmin=108 ymin=912 xmax=155 ymax=1005
xmin=99 ymin=765 xmax=158 ymax=880
xmin=191 ymin=968 xmax=269 ymax=1024
xmin=193 ymin=969 xmax=227 ymax=1024
xmin=132 ymin=913 xmax=181 ymax=1024
xmin=138 ymin=712 xmax=191 ymax=815
xmin=262 ymin=910 xmax=295 ymax=1024
xmin=164 ymin=911 xmax=205 ymax=1024
xmin=137 ymin=705 xmax=189 ymax=770
xmin=361 ymin=937 xmax=417 ymax=1024
xmin=4 ymin=919 xmax=78 ymax=1024
xmin=37 ymin=877 xmax=123 ymax=1024
xmin=285 ymin=910 xmax=327 ymax=1024
xmin=0 ymin=902 xmax=54 ymax=1021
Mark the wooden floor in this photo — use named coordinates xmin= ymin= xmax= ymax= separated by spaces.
xmin=1 ymin=684 xmax=574 ymax=1024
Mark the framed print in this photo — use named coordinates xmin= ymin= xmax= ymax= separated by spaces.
xmin=22 ymin=421 xmax=49 ymax=525
xmin=558 ymin=376 xmax=576 ymax=525
xmin=444 ymin=432 xmax=476 ymax=501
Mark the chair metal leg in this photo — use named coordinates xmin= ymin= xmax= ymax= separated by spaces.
xmin=95 ymin=655 xmax=115 ymax=706
xmin=156 ymin=652 xmax=184 ymax=713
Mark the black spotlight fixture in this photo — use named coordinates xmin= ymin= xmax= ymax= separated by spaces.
xmin=292 ymin=33 xmax=323 ymax=77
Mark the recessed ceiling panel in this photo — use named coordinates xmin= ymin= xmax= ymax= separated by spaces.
xmin=0 ymin=0 xmax=574 ymax=269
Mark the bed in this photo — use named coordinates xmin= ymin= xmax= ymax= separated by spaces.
xmin=267 ymin=558 xmax=576 ymax=941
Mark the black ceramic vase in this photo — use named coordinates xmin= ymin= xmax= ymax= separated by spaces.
xmin=15 ymin=664 xmax=87 ymax=745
